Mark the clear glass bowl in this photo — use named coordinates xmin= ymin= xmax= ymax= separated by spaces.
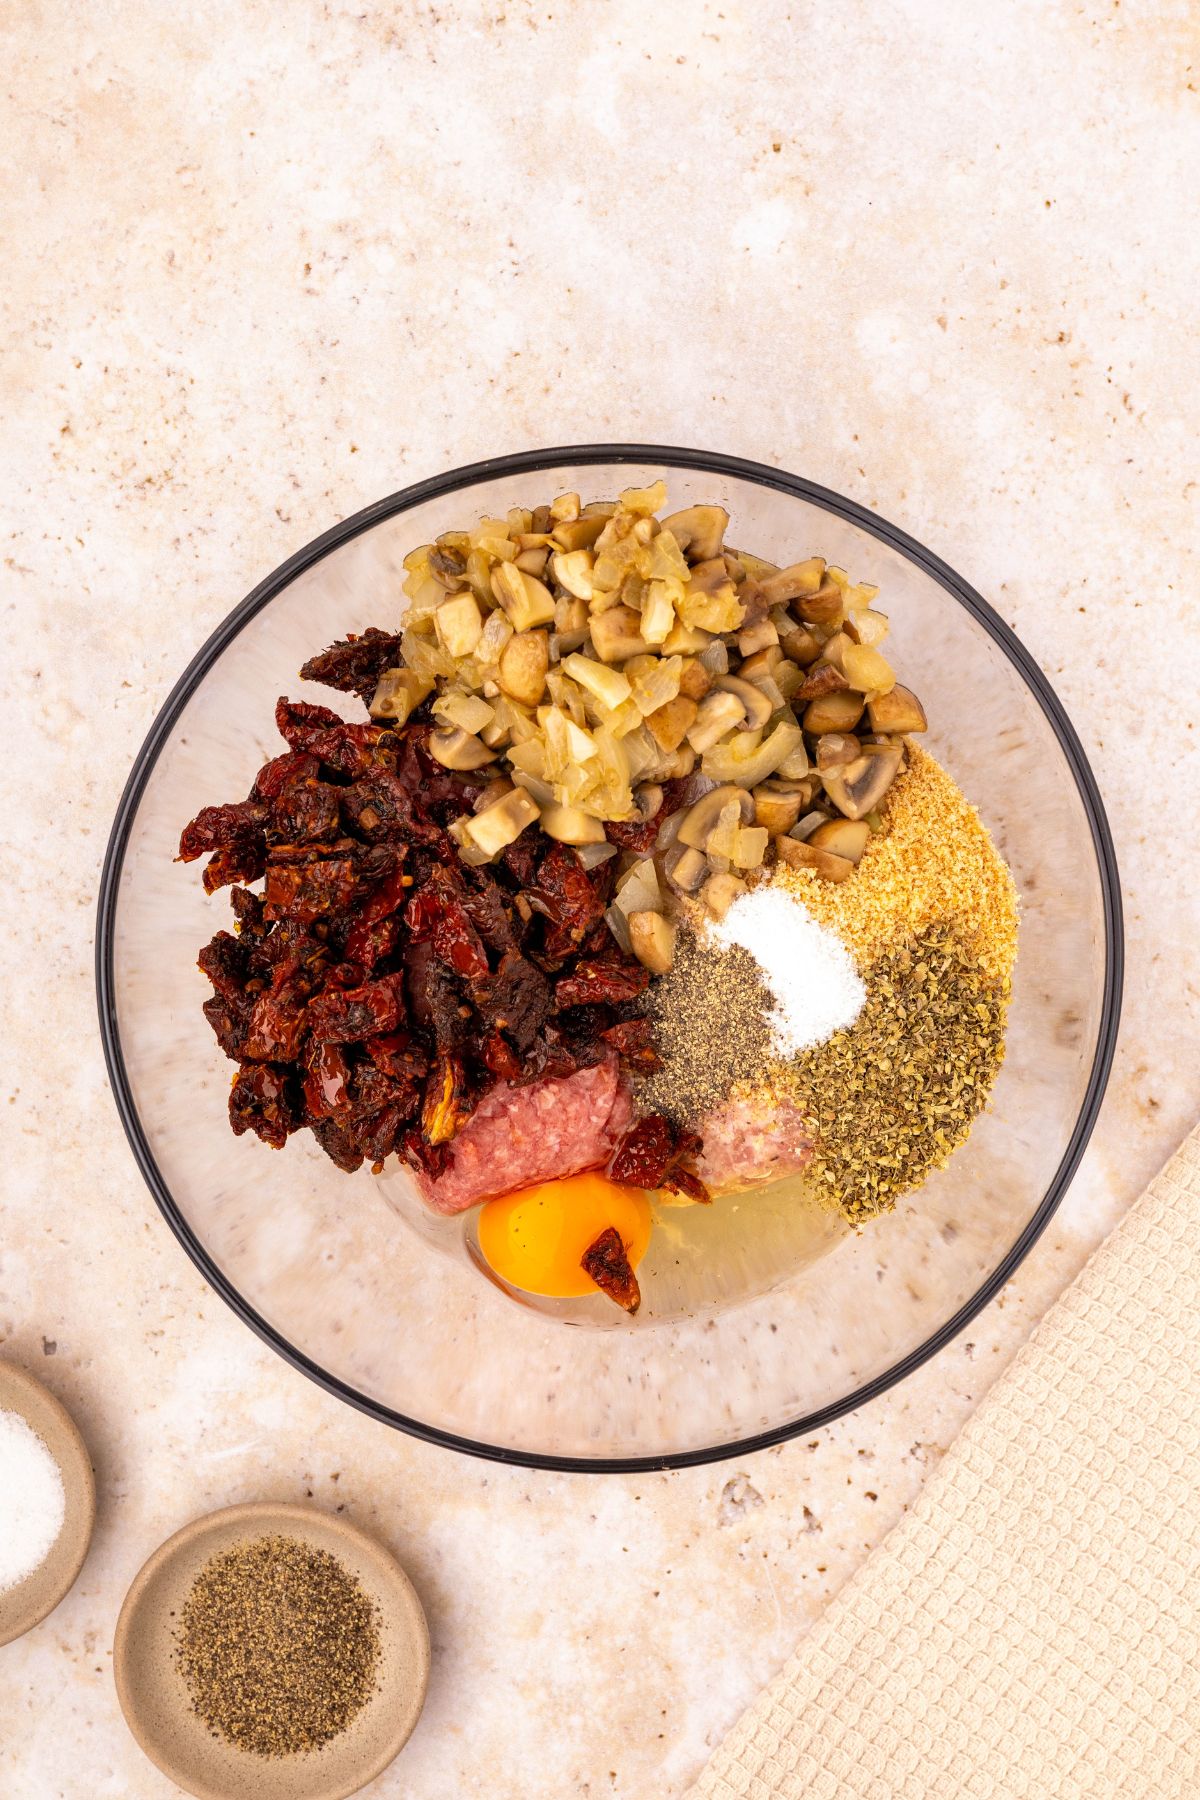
xmin=96 ymin=447 xmax=1122 ymax=1470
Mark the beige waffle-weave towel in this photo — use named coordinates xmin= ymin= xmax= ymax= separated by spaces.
xmin=689 ymin=1125 xmax=1200 ymax=1799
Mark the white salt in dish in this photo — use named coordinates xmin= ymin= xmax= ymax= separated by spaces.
xmin=709 ymin=884 xmax=865 ymax=1055
xmin=0 ymin=1361 xmax=95 ymax=1646
xmin=0 ymin=1408 xmax=66 ymax=1592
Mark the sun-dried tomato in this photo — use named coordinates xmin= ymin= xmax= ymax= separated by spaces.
xmin=399 ymin=1127 xmax=450 ymax=1181
xmin=421 ymin=1054 xmax=472 ymax=1145
xmin=229 ymin=885 xmax=267 ymax=937
xmin=267 ymin=777 xmax=342 ymax=846
xmin=197 ymin=931 xmax=256 ymax=1004
xmin=179 ymin=799 xmax=267 ymax=863
xmin=340 ymin=770 xmax=447 ymax=848
xmin=186 ymin=632 xmax=689 ymax=1183
xmin=300 ymin=630 xmax=407 ymax=706
xmin=342 ymin=863 xmax=410 ymax=967
xmin=303 ymin=1040 xmax=351 ymax=1119
xmin=480 ymin=1032 xmax=522 ymax=1082
xmin=263 ymin=855 xmax=360 ymax=925
xmin=554 ymin=960 xmax=650 ymax=1010
xmin=202 ymin=840 xmax=268 ymax=894
xmin=311 ymin=1115 xmax=366 ymax=1173
xmin=529 ymin=843 xmax=608 ymax=964
xmin=300 ymin=722 xmax=395 ymax=779
xmin=203 ymin=994 xmax=251 ymax=1061
xmin=307 ymin=972 xmax=407 ymax=1044
xmin=608 ymin=1114 xmax=709 ymax=1201
xmin=229 ymin=1064 xmax=299 ymax=1149
xmin=243 ymin=975 xmax=313 ymax=1063
xmin=601 ymin=1016 xmax=662 ymax=1074
xmin=275 ymin=697 xmax=344 ymax=748
xmin=581 ymin=1225 xmax=641 ymax=1313
xmin=251 ymin=750 xmax=320 ymax=803
xmin=405 ymin=868 xmax=490 ymax=983
xmin=476 ymin=949 xmax=552 ymax=1053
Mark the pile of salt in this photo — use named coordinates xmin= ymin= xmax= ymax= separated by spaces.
xmin=0 ymin=1408 xmax=66 ymax=1593
xmin=709 ymin=885 xmax=865 ymax=1055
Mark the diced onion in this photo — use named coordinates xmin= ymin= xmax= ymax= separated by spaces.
xmin=577 ymin=840 xmax=618 ymax=870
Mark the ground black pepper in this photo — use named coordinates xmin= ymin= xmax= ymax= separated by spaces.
xmin=639 ymin=928 xmax=775 ymax=1126
xmin=175 ymin=1534 xmax=380 ymax=1757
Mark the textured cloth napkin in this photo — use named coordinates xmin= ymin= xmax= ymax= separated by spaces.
xmin=690 ymin=1126 xmax=1200 ymax=1799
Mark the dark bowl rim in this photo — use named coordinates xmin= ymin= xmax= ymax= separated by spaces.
xmin=95 ymin=442 xmax=1124 ymax=1473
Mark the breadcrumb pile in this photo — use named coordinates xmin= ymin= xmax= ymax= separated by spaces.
xmin=775 ymin=744 xmax=1019 ymax=988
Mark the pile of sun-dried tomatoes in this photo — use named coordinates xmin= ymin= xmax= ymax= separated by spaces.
xmin=180 ymin=631 xmax=706 ymax=1198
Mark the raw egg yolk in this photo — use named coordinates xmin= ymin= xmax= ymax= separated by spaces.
xmin=478 ymin=1173 xmax=652 ymax=1299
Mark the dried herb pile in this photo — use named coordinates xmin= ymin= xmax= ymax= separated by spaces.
xmin=777 ymin=921 xmax=1009 ymax=1223
xmin=175 ymin=1535 xmax=380 ymax=1757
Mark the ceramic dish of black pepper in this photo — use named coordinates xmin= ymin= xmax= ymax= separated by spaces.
xmin=113 ymin=1500 xmax=430 ymax=1800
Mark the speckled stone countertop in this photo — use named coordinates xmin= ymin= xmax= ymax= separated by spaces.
xmin=2 ymin=3 xmax=1197 ymax=1795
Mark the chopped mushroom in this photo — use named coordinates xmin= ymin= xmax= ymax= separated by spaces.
xmin=662 ymin=843 xmax=708 ymax=892
xmin=464 ymin=788 xmax=540 ymax=857
xmin=646 ymin=694 xmax=699 ymax=752
xmin=590 ymin=605 xmax=648 ymax=663
xmin=752 ymin=785 xmax=803 ymax=837
xmin=815 ymin=732 xmax=862 ymax=772
xmin=780 ymin=625 xmax=823 ymax=665
xmin=775 ymin=836 xmax=855 ymax=882
xmin=808 ymin=818 xmax=871 ymax=864
xmin=791 ymin=581 xmax=845 ymax=626
xmin=802 ymin=689 xmax=867 ymax=734
xmin=660 ymin=504 xmax=729 ymax=563
xmin=428 ymin=726 xmax=498 ymax=771
xmin=580 ymin=1225 xmax=641 ymax=1313
xmin=629 ymin=909 xmax=676 ymax=974
xmin=866 ymin=683 xmax=928 ymax=733
xmin=699 ymin=869 xmax=748 ymax=918
xmin=369 ymin=667 xmax=433 ymax=723
xmin=795 ymin=663 xmax=849 ymax=703
xmin=686 ymin=690 xmax=747 ymax=752
xmin=820 ymin=745 xmax=903 ymax=819
xmin=498 ymin=630 xmax=549 ymax=707
xmin=713 ymin=674 xmax=773 ymax=730
xmin=759 ymin=558 xmax=826 ymax=604
xmin=677 ymin=784 xmax=754 ymax=850
xmin=539 ymin=803 xmax=607 ymax=845
xmin=491 ymin=563 xmax=556 ymax=631
xmin=676 ymin=658 xmax=712 ymax=701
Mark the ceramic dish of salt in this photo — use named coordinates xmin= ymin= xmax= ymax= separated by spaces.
xmin=0 ymin=1360 xmax=96 ymax=1646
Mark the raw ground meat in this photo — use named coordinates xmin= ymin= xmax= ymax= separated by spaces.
xmin=411 ymin=1056 xmax=633 ymax=1214
xmin=694 ymin=1091 xmax=814 ymax=1195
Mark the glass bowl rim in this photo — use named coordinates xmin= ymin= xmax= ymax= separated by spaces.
xmin=95 ymin=442 xmax=1124 ymax=1472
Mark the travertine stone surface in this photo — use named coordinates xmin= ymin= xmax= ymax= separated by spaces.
xmin=1 ymin=3 xmax=1196 ymax=1795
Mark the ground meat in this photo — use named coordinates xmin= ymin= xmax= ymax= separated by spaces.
xmin=410 ymin=1057 xmax=633 ymax=1214
xmin=694 ymin=1091 xmax=814 ymax=1195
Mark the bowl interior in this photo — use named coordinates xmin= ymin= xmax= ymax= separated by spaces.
xmin=101 ymin=454 xmax=1118 ymax=1465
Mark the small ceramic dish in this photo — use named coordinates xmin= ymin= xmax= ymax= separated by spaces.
xmin=113 ymin=1500 xmax=429 ymax=1800
xmin=0 ymin=1360 xmax=96 ymax=1647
